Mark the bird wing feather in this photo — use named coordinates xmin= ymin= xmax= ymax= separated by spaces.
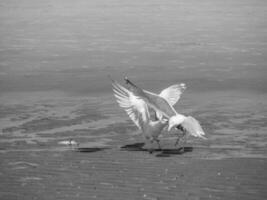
xmin=159 ymin=83 xmax=186 ymax=106
xmin=112 ymin=80 xmax=149 ymax=129
xmin=125 ymin=77 xmax=177 ymax=118
xmin=156 ymin=83 xmax=186 ymax=120
xmin=181 ymin=116 xmax=206 ymax=139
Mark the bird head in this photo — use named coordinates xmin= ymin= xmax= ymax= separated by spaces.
xmin=160 ymin=118 xmax=168 ymax=125
xmin=168 ymin=115 xmax=185 ymax=131
xmin=180 ymin=83 xmax=186 ymax=91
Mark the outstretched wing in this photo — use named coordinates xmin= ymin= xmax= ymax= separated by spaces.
xmin=112 ymin=79 xmax=149 ymax=129
xmin=156 ymin=83 xmax=186 ymax=120
xmin=124 ymin=77 xmax=177 ymax=119
xmin=159 ymin=83 xmax=186 ymax=106
xmin=181 ymin=116 xmax=206 ymax=139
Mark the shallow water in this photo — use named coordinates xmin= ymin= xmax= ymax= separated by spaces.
xmin=0 ymin=0 xmax=267 ymax=199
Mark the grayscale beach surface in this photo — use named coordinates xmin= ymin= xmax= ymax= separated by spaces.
xmin=0 ymin=0 xmax=266 ymax=199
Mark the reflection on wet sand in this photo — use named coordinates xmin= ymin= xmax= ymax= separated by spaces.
xmin=0 ymin=90 xmax=266 ymax=157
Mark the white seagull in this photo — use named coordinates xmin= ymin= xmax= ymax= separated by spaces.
xmin=124 ymin=77 xmax=206 ymax=148
xmin=111 ymin=78 xmax=185 ymax=152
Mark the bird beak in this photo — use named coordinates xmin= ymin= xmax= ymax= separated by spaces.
xmin=162 ymin=119 xmax=168 ymax=123
xmin=180 ymin=83 xmax=186 ymax=89
xmin=168 ymin=123 xmax=175 ymax=132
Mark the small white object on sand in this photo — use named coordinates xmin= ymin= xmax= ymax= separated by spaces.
xmin=58 ymin=139 xmax=78 ymax=146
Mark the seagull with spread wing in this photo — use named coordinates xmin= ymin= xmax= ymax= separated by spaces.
xmin=124 ymin=77 xmax=206 ymax=149
xmin=111 ymin=78 xmax=185 ymax=153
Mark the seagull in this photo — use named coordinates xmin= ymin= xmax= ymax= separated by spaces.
xmin=111 ymin=78 xmax=185 ymax=153
xmin=124 ymin=77 xmax=206 ymax=149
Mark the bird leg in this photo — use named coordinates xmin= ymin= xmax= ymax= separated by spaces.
xmin=180 ymin=138 xmax=185 ymax=152
xmin=175 ymin=129 xmax=187 ymax=152
xmin=175 ymin=125 xmax=184 ymax=147
xmin=155 ymin=139 xmax=162 ymax=150
xmin=148 ymin=139 xmax=154 ymax=154
xmin=175 ymin=137 xmax=180 ymax=147
xmin=179 ymin=133 xmax=188 ymax=152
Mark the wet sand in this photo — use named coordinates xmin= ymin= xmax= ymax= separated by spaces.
xmin=1 ymin=0 xmax=267 ymax=199
xmin=0 ymin=148 xmax=266 ymax=200
xmin=0 ymin=91 xmax=266 ymax=199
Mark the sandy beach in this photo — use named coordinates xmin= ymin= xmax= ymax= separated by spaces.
xmin=1 ymin=0 xmax=267 ymax=199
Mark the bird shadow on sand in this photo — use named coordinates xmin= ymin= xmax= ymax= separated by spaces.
xmin=156 ymin=147 xmax=193 ymax=157
xmin=120 ymin=142 xmax=147 ymax=152
xmin=76 ymin=147 xmax=109 ymax=153
xmin=120 ymin=142 xmax=193 ymax=157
